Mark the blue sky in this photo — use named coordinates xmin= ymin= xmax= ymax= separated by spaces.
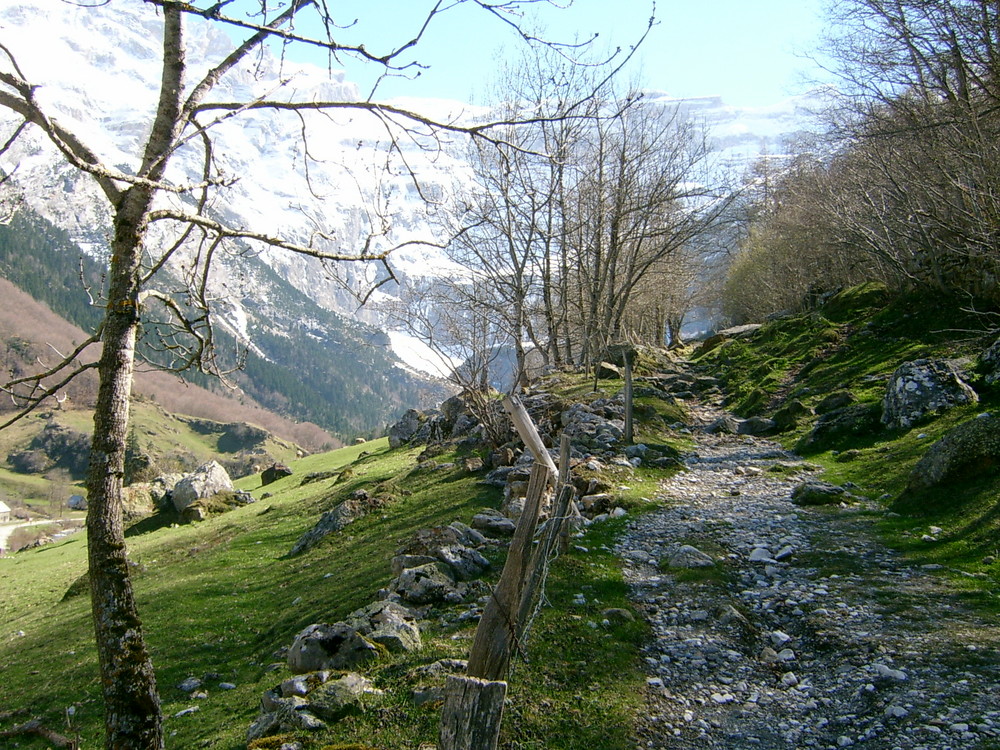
xmin=292 ymin=0 xmax=829 ymax=107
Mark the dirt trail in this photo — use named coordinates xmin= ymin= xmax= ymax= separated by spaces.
xmin=619 ymin=401 xmax=1000 ymax=749
xmin=0 ymin=520 xmax=57 ymax=555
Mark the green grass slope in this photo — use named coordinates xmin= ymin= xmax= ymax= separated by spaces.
xmin=693 ymin=283 xmax=1000 ymax=607
xmin=0 ymin=399 xmax=303 ymax=516
xmin=0 ymin=378 xmax=683 ymax=749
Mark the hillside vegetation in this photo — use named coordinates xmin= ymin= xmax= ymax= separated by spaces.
xmin=694 ymin=283 xmax=1000 ymax=594
xmin=0 ymin=207 xmax=447 ymax=443
xmin=0 ymin=397 xmax=303 ymax=524
xmin=3 ymin=283 xmax=1000 ymax=748
xmin=0 ymin=371 xmax=685 ymax=749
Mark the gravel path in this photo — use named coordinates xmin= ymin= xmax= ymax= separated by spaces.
xmin=617 ymin=402 xmax=1000 ymax=750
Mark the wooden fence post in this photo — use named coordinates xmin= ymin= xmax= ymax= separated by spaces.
xmin=624 ymin=349 xmax=634 ymax=445
xmin=466 ymin=462 xmax=551 ymax=681
xmin=446 ymin=399 xmax=583 ymax=749
xmin=503 ymin=395 xmax=558 ymax=476
xmin=558 ymin=432 xmax=571 ymax=486
xmin=439 ymin=675 xmax=507 ymax=750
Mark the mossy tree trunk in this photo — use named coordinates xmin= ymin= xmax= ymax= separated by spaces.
xmin=86 ymin=188 xmax=163 ymax=749
xmin=83 ymin=6 xmax=187 ymax=745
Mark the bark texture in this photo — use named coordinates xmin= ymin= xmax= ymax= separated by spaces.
xmin=85 ymin=190 xmax=164 ymax=750
xmin=438 ymin=676 xmax=507 ymax=750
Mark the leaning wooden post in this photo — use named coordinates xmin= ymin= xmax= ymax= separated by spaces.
xmin=442 ymin=399 xmax=562 ymax=749
xmin=466 ymin=462 xmax=551 ymax=680
xmin=503 ymin=395 xmax=557 ymax=476
xmin=439 ymin=675 xmax=507 ymax=750
xmin=445 ymin=464 xmax=547 ymax=747
xmin=624 ymin=348 xmax=634 ymax=445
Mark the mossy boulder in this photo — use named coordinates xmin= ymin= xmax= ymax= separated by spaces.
xmin=307 ymin=673 xmax=372 ymax=722
xmin=820 ymin=282 xmax=890 ymax=322
xmin=796 ymin=402 xmax=882 ymax=452
xmin=815 ymin=391 xmax=856 ymax=415
xmin=287 ymin=623 xmax=380 ymax=674
xmin=905 ymin=414 xmax=1000 ymax=492
xmin=791 ymin=481 xmax=851 ymax=506
xmin=882 ymin=359 xmax=978 ymax=429
xmin=771 ymin=399 xmax=812 ymax=432
xmin=980 ymin=337 xmax=1000 ymax=385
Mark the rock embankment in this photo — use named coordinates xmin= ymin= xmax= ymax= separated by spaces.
xmin=620 ymin=403 xmax=1000 ymax=750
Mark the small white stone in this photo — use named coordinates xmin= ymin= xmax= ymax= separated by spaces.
xmin=781 ymin=672 xmax=798 ymax=687
xmin=770 ymin=630 xmax=792 ymax=647
xmin=874 ymin=663 xmax=908 ymax=681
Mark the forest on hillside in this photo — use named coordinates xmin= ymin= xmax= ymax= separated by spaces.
xmin=725 ymin=1 xmax=1000 ymax=327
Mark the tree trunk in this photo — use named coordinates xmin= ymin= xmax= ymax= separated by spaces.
xmin=85 ymin=195 xmax=163 ymax=750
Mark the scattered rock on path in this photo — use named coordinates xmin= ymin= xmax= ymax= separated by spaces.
xmin=668 ymin=544 xmax=715 ymax=568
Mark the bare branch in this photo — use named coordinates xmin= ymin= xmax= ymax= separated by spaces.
xmin=146 ymin=207 xmax=444 ymax=261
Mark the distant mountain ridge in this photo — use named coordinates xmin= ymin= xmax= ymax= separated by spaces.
xmin=0 ymin=205 xmax=450 ymax=440
xmin=0 ymin=0 xmax=818 ymax=433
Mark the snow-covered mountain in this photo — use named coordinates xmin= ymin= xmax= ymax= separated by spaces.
xmin=0 ymin=0 xmax=479 ymax=325
xmin=0 ymin=0 xmax=820 ymax=389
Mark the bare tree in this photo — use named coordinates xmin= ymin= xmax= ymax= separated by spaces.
xmin=564 ymin=96 xmax=728 ymax=362
xmin=818 ymin=0 xmax=1000 ymax=302
xmin=445 ymin=69 xmax=725 ymax=374
xmin=446 ymin=46 xmax=613 ymax=386
xmin=381 ymin=276 xmax=515 ymax=447
xmin=0 ymin=1 xmax=635 ymax=745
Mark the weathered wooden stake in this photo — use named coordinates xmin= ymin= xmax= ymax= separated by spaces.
xmin=439 ymin=675 xmax=507 ymax=750
xmin=466 ymin=462 xmax=551 ymax=681
xmin=558 ymin=432 xmax=571 ymax=486
xmin=624 ymin=348 xmax=634 ymax=445
xmin=503 ymin=395 xmax=558 ymax=476
xmin=447 ymin=400 xmax=577 ymax=749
